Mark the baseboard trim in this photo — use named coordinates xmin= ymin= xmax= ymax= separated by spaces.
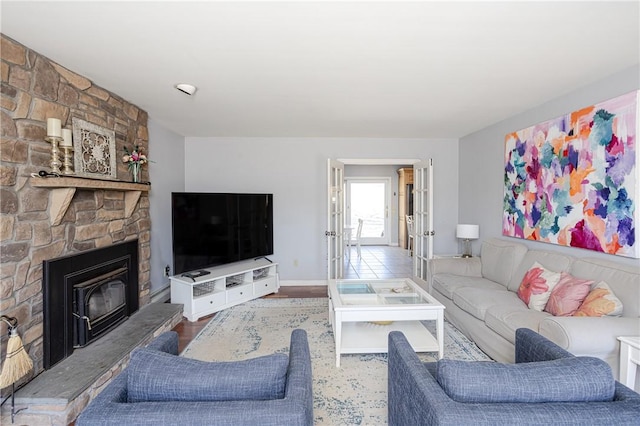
xmin=280 ymin=280 xmax=327 ymax=287
xmin=151 ymin=285 xmax=171 ymax=303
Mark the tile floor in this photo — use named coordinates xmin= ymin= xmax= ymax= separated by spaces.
xmin=343 ymin=245 xmax=413 ymax=279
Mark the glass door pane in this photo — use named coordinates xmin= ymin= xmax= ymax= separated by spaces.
xmin=327 ymin=159 xmax=345 ymax=279
xmin=346 ymin=179 xmax=389 ymax=245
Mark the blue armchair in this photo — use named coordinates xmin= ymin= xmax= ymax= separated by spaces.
xmin=388 ymin=328 xmax=640 ymax=425
xmin=77 ymin=329 xmax=313 ymax=426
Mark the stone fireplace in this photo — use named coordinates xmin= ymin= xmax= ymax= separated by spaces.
xmin=1 ymin=34 xmax=152 ymax=374
xmin=0 ymin=35 xmax=173 ymax=425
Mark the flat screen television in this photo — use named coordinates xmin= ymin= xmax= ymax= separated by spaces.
xmin=171 ymin=192 xmax=274 ymax=275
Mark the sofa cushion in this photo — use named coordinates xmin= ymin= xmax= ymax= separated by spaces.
xmin=485 ymin=304 xmax=552 ymax=344
xmin=452 ymin=287 xmax=518 ymax=320
xmin=127 ymin=348 xmax=288 ymax=403
xmin=517 ymin=262 xmax=561 ymax=311
xmin=480 ymin=238 xmax=528 ymax=287
xmin=574 ymin=281 xmax=624 ymax=317
xmin=570 ymin=258 xmax=639 ymax=317
xmin=432 ymin=274 xmax=505 ymax=300
xmin=436 ymin=356 xmax=615 ymax=403
xmin=507 ymin=251 xmax=573 ymax=292
xmin=544 ymin=272 xmax=593 ymax=316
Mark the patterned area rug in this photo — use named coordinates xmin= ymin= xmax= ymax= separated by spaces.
xmin=182 ymin=297 xmax=490 ymax=425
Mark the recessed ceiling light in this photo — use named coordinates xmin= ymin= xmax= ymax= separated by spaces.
xmin=175 ymin=83 xmax=197 ymax=96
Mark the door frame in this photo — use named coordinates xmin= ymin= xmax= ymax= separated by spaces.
xmin=326 ymin=159 xmax=345 ymax=280
xmin=327 ymin=158 xmax=427 ymax=282
xmin=412 ymin=159 xmax=434 ymax=287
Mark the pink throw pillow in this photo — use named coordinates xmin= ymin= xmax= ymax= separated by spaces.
xmin=544 ymin=272 xmax=593 ymax=316
xmin=574 ymin=281 xmax=624 ymax=317
xmin=517 ymin=262 xmax=561 ymax=311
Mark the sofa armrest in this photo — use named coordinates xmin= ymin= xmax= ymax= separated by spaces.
xmin=539 ymin=316 xmax=640 ymax=355
xmin=283 ymin=329 xmax=313 ymax=423
xmin=147 ymin=331 xmax=178 ymax=355
xmin=515 ymin=328 xmax=574 ymax=363
xmin=388 ymin=331 xmax=460 ymax=425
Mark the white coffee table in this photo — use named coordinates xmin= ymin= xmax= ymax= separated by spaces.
xmin=328 ymin=278 xmax=444 ymax=367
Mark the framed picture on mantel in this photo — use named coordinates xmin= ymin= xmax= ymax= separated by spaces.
xmin=72 ymin=118 xmax=117 ymax=180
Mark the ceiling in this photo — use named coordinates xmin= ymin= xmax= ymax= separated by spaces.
xmin=2 ymin=1 xmax=638 ymax=139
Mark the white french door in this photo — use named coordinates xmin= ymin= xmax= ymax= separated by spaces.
xmin=412 ymin=159 xmax=434 ymax=285
xmin=326 ymin=159 xmax=345 ymax=280
xmin=345 ymin=178 xmax=390 ymax=246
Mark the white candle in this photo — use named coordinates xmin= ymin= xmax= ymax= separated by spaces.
xmin=47 ymin=118 xmax=62 ymax=138
xmin=61 ymin=129 xmax=73 ymax=147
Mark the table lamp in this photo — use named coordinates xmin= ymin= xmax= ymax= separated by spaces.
xmin=456 ymin=224 xmax=479 ymax=258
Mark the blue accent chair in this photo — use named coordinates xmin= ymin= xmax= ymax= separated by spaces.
xmin=388 ymin=328 xmax=640 ymax=425
xmin=77 ymin=329 xmax=313 ymax=426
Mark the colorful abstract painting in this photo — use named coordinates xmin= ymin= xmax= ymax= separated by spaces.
xmin=503 ymin=90 xmax=639 ymax=258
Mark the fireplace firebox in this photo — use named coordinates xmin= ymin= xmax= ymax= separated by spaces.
xmin=43 ymin=240 xmax=139 ymax=369
xmin=73 ymin=266 xmax=129 ymax=347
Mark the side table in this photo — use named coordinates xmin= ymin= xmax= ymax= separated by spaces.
xmin=617 ymin=336 xmax=640 ymax=391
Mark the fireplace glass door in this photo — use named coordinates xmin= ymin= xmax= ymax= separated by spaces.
xmin=74 ymin=266 xmax=129 ymax=347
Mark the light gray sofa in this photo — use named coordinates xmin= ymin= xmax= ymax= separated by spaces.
xmin=428 ymin=238 xmax=640 ymax=377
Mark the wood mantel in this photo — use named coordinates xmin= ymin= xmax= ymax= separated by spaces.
xmin=29 ymin=177 xmax=150 ymax=225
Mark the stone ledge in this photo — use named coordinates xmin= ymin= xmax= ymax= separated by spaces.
xmin=29 ymin=176 xmax=151 ymax=192
xmin=29 ymin=176 xmax=150 ymax=226
xmin=1 ymin=303 xmax=183 ymax=426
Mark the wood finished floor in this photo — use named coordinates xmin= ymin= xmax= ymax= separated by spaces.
xmin=171 ymin=286 xmax=327 ymax=352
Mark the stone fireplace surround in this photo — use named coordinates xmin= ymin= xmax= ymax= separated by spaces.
xmin=0 ymin=35 xmax=182 ymax=424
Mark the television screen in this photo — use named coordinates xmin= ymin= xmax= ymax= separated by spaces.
xmin=171 ymin=192 xmax=273 ymax=275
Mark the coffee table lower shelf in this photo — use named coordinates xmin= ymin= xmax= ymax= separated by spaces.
xmin=337 ymin=321 xmax=439 ymax=355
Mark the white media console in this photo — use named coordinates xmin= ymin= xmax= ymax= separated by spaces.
xmin=170 ymin=258 xmax=279 ymax=321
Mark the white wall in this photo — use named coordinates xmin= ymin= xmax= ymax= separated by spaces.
xmin=148 ymin=118 xmax=186 ymax=295
xmin=459 ymin=64 xmax=640 ymax=267
xmin=184 ymin=138 xmax=458 ymax=280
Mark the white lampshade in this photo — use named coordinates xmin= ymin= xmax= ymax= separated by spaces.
xmin=456 ymin=224 xmax=479 ymax=240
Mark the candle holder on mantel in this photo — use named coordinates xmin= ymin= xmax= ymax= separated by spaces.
xmin=45 ymin=135 xmax=63 ymax=175
xmin=45 ymin=118 xmax=63 ymax=175
xmin=60 ymin=128 xmax=75 ymax=175
xmin=61 ymin=146 xmax=75 ymax=175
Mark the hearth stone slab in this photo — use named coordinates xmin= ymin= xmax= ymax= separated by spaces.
xmin=2 ymin=302 xmax=183 ymax=426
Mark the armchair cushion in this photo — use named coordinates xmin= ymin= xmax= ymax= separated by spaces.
xmin=436 ymin=356 xmax=615 ymax=403
xmin=127 ymin=348 xmax=289 ymax=403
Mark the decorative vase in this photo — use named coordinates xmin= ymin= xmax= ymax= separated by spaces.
xmin=131 ymin=162 xmax=140 ymax=183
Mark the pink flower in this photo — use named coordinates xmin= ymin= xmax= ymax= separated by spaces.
xmin=123 ymin=145 xmax=150 ymax=167
xmin=517 ymin=267 xmax=548 ymax=305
